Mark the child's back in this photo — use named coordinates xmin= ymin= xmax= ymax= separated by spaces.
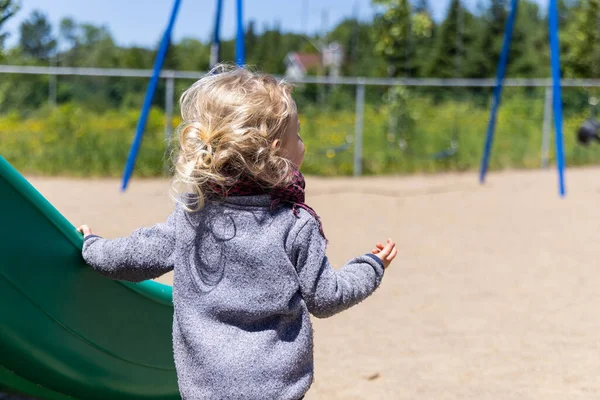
xmin=80 ymin=66 xmax=397 ymax=400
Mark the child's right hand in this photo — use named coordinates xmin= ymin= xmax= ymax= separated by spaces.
xmin=372 ymin=238 xmax=397 ymax=269
xmin=78 ymin=224 xmax=94 ymax=238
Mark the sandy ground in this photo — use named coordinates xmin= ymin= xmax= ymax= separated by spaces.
xmin=25 ymin=168 xmax=600 ymax=399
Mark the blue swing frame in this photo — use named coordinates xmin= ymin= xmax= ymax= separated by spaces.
xmin=121 ymin=0 xmax=246 ymax=191
xmin=479 ymin=0 xmax=566 ymax=197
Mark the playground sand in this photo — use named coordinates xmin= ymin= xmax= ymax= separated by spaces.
xmin=27 ymin=168 xmax=600 ymax=399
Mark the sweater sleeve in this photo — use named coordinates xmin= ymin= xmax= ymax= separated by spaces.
xmin=82 ymin=206 xmax=179 ymax=282
xmin=292 ymin=217 xmax=385 ymax=318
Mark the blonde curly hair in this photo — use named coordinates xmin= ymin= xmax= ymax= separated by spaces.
xmin=171 ymin=64 xmax=297 ymax=210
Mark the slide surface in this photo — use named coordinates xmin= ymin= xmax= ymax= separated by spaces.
xmin=0 ymin=157 xmax=180 ymax=400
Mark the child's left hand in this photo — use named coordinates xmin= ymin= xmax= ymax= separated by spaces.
xmin=371 ymin=238 xmax=397 ymax=269
xmin=78 ymin=225 xmax=94 ymax=238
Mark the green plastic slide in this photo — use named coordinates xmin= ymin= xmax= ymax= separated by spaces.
xmin=0 ymin=157 xmax=180 ymax=400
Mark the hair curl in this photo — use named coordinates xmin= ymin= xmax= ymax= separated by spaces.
xmin=171 ymin=64 xmax=297 ymax=210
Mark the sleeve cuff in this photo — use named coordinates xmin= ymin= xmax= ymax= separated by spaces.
xmin=84 ymin=234 xmax=101 ymax=241
xmin=365 ymin=253 xmax=385 ymax=269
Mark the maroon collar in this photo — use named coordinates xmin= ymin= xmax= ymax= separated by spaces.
xmin=211 ymin=170 xmax=326 ymax=240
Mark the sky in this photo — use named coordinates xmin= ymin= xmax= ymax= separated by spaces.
xmin=4 ymin=0 xmax=550 ymax=49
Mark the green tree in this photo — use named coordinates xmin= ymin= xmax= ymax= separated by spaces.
xmin=372 ymin=0 xmax=414 ymax=77
xmin=0 ymin=0 xmax=19 ymax=52
xmin=328 ymin=18 xmax=384 ymax=76
xmin=248 ymin=22 xmax=305 ymax=74
xmin=465 ymin=0 xmax=545 ymax=78
xmin=118 ymin=46 xmax=152 ymax=69
xmin=172 ymin=38 xmax=209 ymax=71
xmin=19 ymin=10 xmax=56 ymax=60
xmin=411 ymin=0 xmax=435 ymax=77
xmin=425 ymin=0 xmax=477 ymax=78
xmin=562 ymin=0 xmax=600 ymax=78
xmin=371 ymin=0 xmax=434 ymax=77
xmin=508 ymin=0 xmax=548 ymax=77
xmin=253 ymin=24 xmax=283 ymax=73
xmin=76 ymin=25 xmax=117 ymax=67
xmin=59 ymin=22 xmax=115 ymax=67
xmin=58 ymin=17 xmax=79 ymax=65
xmin=53 ymin=21 xmax=122 ymax=108
xmin=468 ymin=0 xmax=508 ymax=78
xmin=245 ymin=20 xmax=258 ymax=63
xmin=59 ymin=18 xmax=78 ymax=48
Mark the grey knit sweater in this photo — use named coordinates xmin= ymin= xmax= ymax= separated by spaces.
xmin=82 ymin=195 xmax=385 ymax=399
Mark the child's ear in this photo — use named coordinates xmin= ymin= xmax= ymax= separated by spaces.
xmin=271 ymin=139 xmax=280 ymax=150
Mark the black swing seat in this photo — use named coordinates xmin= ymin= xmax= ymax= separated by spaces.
xmin=577 ymin=118 xmax=600 ymax=146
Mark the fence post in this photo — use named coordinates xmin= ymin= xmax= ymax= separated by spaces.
xmin=354 ymin=81 xmax=366 ymax=177
xmin=165 ymin=72 xmax=175 ymax=141
xmin=49 ymin=57 xmax=57 ymax=107
xmin=541 ymin=85 xmax=552 ymax=168
xmin=49 ymin=74 xmax=57 ymax=107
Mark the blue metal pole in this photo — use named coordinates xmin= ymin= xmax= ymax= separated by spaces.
xmin=210 ymin=0 xmax=224 ymax=68
xmin=479 ymin=0 xmax=519 ymax=184
xmin=549 ymin=0 xmax=566 ymax=197
xmin=121 ymin=0 xmax=182 ymax=192
xmin=236 ymin=0 xmax=245 ymax=66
